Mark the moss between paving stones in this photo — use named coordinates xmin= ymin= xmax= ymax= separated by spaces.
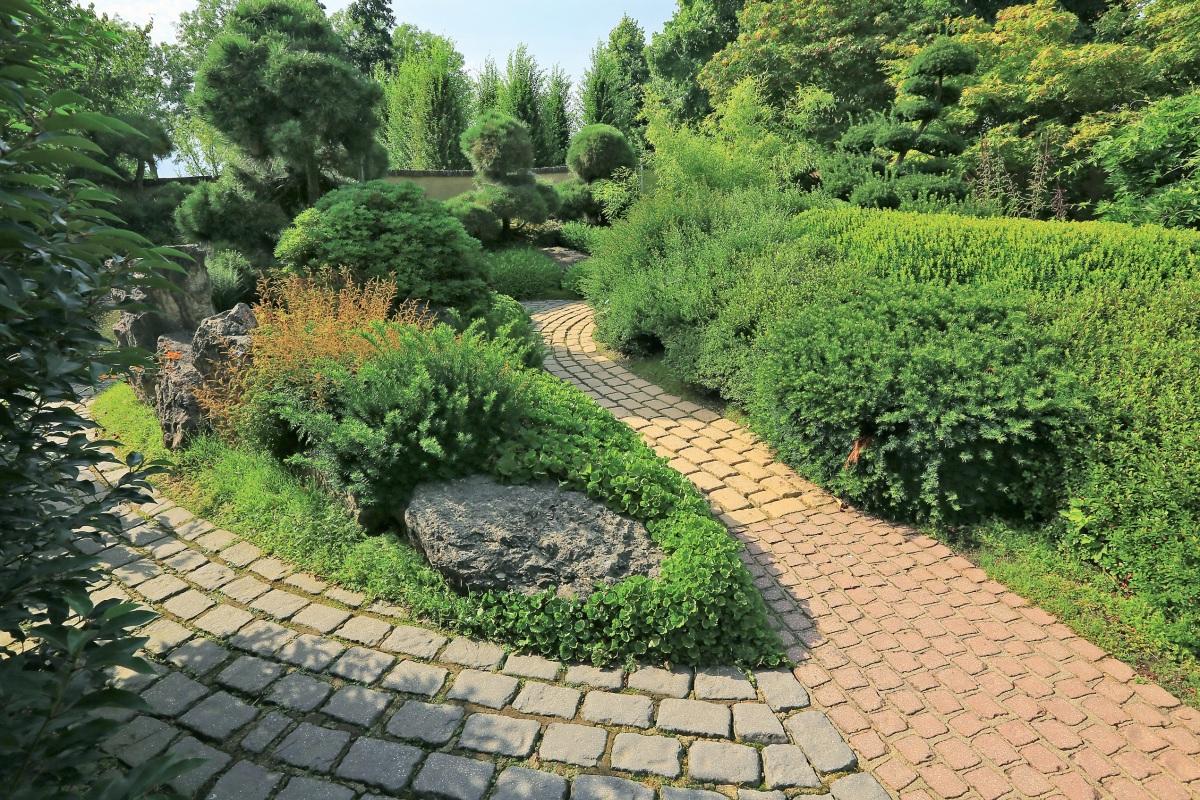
xmin=93 ymin=381 xmax=783 ymax=667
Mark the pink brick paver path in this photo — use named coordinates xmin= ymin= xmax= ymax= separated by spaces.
xmin=529 ymin=300 xmax=1200 ymax=800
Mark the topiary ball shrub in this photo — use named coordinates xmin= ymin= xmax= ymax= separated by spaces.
xmin=750 ymin=280 xmax=1086 ymax=525
xmin=274 ymin=179 xmax=488 ymax=311
xmin=446 ymin=194 xmax=503 ymax=245
xmin=568 ymin=124 xmax=637 ymax=183
xmin=460 ymin=110 xmax=534 ymax=180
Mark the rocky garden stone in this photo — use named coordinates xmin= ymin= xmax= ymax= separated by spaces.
xmin=405 ymin=475 xmax=661 ymax=596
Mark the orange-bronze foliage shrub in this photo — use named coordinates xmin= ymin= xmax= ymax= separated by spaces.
xmin=196 ymin=268 xmax=430 ymax=437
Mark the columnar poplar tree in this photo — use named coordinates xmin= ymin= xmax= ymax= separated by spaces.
xmin=340 ymin=0 xmax=396 ymax=74
xmin=499 ymin=44 xmax=549 ymax=164
xmin=541 ymin=67 xmax=575 ymax=165
xmin=192 ymin=0 xmax=381 ymax=205
xmin=582 ymin=16 xmax=649 ymax=143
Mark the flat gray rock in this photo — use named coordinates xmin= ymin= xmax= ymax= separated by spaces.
xmin=406 ymin=476 xmax=661 ymax=597
xmin=785 ymin=711 xmax=858 ymax=774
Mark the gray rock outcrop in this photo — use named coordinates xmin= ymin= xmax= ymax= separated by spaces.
xmin=405 ymin=476 xmax=662 ymax=598
xmin=192 ymin=302 xmax=256 ymax=379
xmin=154 ymin=336 xmax=204 ymax=451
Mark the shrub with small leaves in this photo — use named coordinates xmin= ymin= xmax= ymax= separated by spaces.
xmin=445 ymin=194 xmax=503 ymax=244
xmin=485 ymin=246 xmax=563 ymax=299
xmin=208 ymin=249 xmax=254 ymax=309
xmin=750 ymin=280 xmax=1086 ymax=525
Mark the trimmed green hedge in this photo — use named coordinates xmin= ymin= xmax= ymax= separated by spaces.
xmin=587 ymin=199 xmax=1200 ymax=653
xmin=94 ymin=325 xmax=782 ymax=665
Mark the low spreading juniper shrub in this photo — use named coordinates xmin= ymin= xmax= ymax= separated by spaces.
xmin=485 ymin=246 xmax=563 ymax=299
xmin=750 ymin=281 xmax=1087 ymax=526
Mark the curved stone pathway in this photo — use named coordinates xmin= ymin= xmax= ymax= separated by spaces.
xmin=527 ymin=301 xmax=1200 ymax=800
xmin=77 ymin=444 xmax=885 ymax=796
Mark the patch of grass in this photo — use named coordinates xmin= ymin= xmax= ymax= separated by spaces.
xmin=91 ymin=383 xmax=169 ymax=462
xmin=966 ymin=522 xmax=1200 ymax=709
xmin=486 ymin=245 xmax=573 ymax=300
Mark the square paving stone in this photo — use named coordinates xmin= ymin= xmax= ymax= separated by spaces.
xmin=830 ymin=773 xmax=891 ymax=800
xmin=164 ymin=549 xmax=207 ymax=573
xmin=335 ymin=615 xmax=391 ymax=645
xmin=380 ymin=624 xmax=446 ymax=658
xmin=168 ymin=638 xmax=229 ymax=675
xmin=382 ymin=660 xmax=448 ymax=696
xmin=503 ymin=654 xmax=561 ymax=680
xmin=441 ymin=636 xmax=504 ymax=669
xmin=563 ymin=665 xmax=623 ymax=690
xmin=761 ymin=744 xmax=820 ymax=789
xmin=228 ymin=618 xmax=295 ymax=656
xmin=492 ymin=767 xmax=568 ymax=800
xmin=459 ymin=712 xmax=540 ymax=757
xmin=179 ymin=691 xmax=258 ymax=740
xmin=580 ymin=690 xmax=652 ymax=728
xmin=141 ymin=671 xmax=208 ymax=716
xmin=276 ymin=776 xmax=354 ymax=800
xmin=539 ymin=722 xmax=607 ymax=767
xmin=285 ymin=572 xmax=327 ymax=594
xmin=447 ymin=669 xmax=519 ymax=708
xmin=142 ymin=618 xmax=193 ymax=654
xmin=195 ymin=605 xmax=254 ymax=638
xmin=250 ymin=589 xmax=308 ymax=620
xmin=291 ymin=603 xmax=351 ymax=633
xmin=274 ymin=722 xmax=351 ymax=772
xmin=662 ymin=790 xmax=726 ymax=800
xmin=99 ymin=544 xmax=140 ymax=569
xmin=149 ymin=538 xmax=187 ymax=561
xmin=248 ymin=556 xmax=290 ymax=581
xmin=240 ymin=710 xmax=291 ymax=753
xmin=166 ymin=735 xmax=231 ymax=797
xmin=512 ymin=681 xmax=581 ymax=718
xmin=657 ymin=698 xmax=732 ymax=738
xmin=188 ymin=561 xmax=236 ymax=590
xmin=628 ymin=666 xmax=692 ymax=698
xmin=163 ymin=589 xmax=214 ymax=620
xmin=221 ymin=541 xmax=262 ymax=567
xmin=113 ymin=559 xmax=159 ymax=587
xmin=334 ymin=736 xmax=422 ymax=792
xmin=688 ymin=740 xmax=762 ymax=785
xmin=412 ymin=752 xmax=494 ymax=800
xmin=738 ymin=792 xmax=785 ymax=800
xmin=109 ymin=662 xmax=165 ymax=692
xmin=101 ymin=715 xmax=176 ymax=766
xmin=753 ymin=670 xmax=810 ymax=711
xmin=277 ymin=634 xmax=344 ymax=671
xmin=269 ymin=672 xmax=332 ymax=711
xmin=732 ymin=702 xmax=787 ymax=743
xmin=207 ymin=760 xmax=281 ymax=800
xmin=570 ymin=775 xmax=654 ymax=800
xmin=218 ymin=655 xmax=283 ymax=694
xmin=196 ymin=529 xmax=237 ymax=552
xmin=221 ymin=576 xmax=270 ymax=604
xmin=386 ymin=700 xmax=464 ymax=744
xmin=325 ymin=586 xmax=365 ymax=607
xmin=694 ymin=666 xmax=756 ymax=700
xmin=784 ymin=711 xmax=858 ymax=774
xmin=322 ymin=684 xmax=391 ymax=726
xmin=611 ymin=732 xmax=681 ymax=778
xmin=329 ymin=646 xmax=394 ymax=683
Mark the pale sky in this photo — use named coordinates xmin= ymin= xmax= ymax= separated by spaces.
xmin=87 ymin=0 xmax=677 ymax=85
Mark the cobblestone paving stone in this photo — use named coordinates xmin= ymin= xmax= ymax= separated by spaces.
xmin=71 ymin=289 xmax=1200 ymax=799
xmin=526 ymin=300 xmax=1200 ymax=800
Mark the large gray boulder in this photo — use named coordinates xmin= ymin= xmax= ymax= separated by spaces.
xmin=153 ymin=336 xmax=204 ymax=451
xmin=192 ymin=302 xmax=256 ymax=380
xmin=405 ymin=476 xmax=662 ymax=598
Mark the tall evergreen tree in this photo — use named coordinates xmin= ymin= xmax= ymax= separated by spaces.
xmin=475 ymin=57 xmax=502 ymax=114
xmin=340 ymin=0 xmax=396 ymax=74
xmin=499 ymin=45 xmax=549 ymax=165
xmin=606 ymin=15 xmax=649 ymax=142
xmin=542 ymin=67 xmax=574 ymax=165
xmin=582 ymin=43 xmax=622 ymax=128
xmin=382 ymin=36 xmax=472 ymax=169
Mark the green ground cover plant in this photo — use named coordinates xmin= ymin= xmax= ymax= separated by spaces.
xmin=485 ymin=246 xmax=565 ymax=299
xmin=95 ymin=322 xmax=782 ymax=666
xmin=585 ymin=122 xmax=1200 ymax=686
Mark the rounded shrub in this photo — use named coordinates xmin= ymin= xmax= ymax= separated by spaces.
xmin=567 ymin=124 xmax=637 ymax=183
xmin=445 ymin=194 xmax=503 ymax=245
xmin=460 ymin=110 xmax=534 ymax=179
xmin=274 ymin=180 xmax=488 ymax=310
xmin=849 ymin=179 xmax=901 ymax=209
xmin=474 ymin=181 xmax=550 ymax=229
xmin=750 ymin=280 xmax=1085 ymax=525
xmin=555 ymin=178 xmax=601 ymax=221
xmin=895 ymin=96 xmax=941 ymax=122
xmin=874 ymin=123 xmax=919 ymax=154
xmin=175 ymin=172 xmax=288 ymax=261
xmin=839 ymin=121 xmax=881 ymax=154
